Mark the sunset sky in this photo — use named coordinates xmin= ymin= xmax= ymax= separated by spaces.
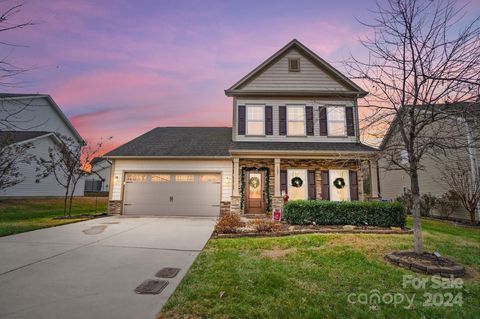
xmin=4 ymin=0 xmax=479 ymax=152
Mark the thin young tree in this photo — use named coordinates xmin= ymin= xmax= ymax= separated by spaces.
xmin=38 ymin=135 xmax=111 ymax=217
xmin=0 ymin=132 xmax=34 ymax=190
xmin=438 ymin=156 xmax=480 ymax=224
xmin=346 ymin=0 xmax=480 ymax=253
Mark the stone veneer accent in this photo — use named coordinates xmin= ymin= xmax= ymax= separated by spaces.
xmin=235 ymin=158 xmax=364 ymax=214
xmin=108 ymin=200 xmax=122 ymax=215
xmin=230 ymin=195 xmax=242 ymax=214
xmin=271 ymin=196 xmax=284 ymax=212
xmin=220 ymin=201 xmax=231 ymax=216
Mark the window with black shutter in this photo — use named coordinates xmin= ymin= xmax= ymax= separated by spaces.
xmin=280 ymin=170 xmax=287 ymax=194
xmin=238 ymin=105 xmax=246 ymax=135
xmin=265 ymin=106 xmax=273 ymax=135
xmin=306 ymin=106 xmax=314 ymax=136
xmin=346 ymin=107 xmax=355 ymax=136
xmin=319 ymin=106 xmax=328 ymax=136
xmin=308 ymin=170 xmax=316 ymax=199
xmin=279 ymin=106 xmax=287 ymax=135
xmin=320 ymin=170 xmax=330 ymax=200
xmin=349 ymin=170 xmax=359 ymax=200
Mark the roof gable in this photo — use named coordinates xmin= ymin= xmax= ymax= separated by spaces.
xmin=225 ymin=39 xmax=367 ymax=97
xmin=0 ymin=94 xmax=85 ymax=145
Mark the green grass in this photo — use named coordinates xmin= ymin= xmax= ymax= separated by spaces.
xmin=160 ymin=217 xmax=480 ymax=319
xmin=0 ymin=197 xmax=108 ymax=237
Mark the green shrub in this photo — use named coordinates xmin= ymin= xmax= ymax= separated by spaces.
xmin=283 ymin=200 xmax=406 ymax=228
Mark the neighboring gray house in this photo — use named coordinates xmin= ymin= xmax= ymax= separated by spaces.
xmin=378 ymin=103 xmax=480 ymax=221
xmin=84 ymin=157 xmax=111 ymax=193
xmin=0 ymin=94 xmax=85 ymax=197
xmin=105 ymin=39 xmax=379 ymax=217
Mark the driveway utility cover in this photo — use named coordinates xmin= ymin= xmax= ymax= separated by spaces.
xmin=135 ymin=279 xmax=168 ymax=294
xmin=0 ymin=216 xmax=216 ymax=319
xmin=155 ymin=267 xmax=180 ymax=278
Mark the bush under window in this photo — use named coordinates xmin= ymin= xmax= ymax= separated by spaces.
xmin=283 ymin=200 xmax=406 ymax=228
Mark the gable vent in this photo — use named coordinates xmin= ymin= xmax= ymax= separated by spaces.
xmin=288 ymin=58 xmax=300 ymax=72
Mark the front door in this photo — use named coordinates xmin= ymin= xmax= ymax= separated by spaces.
xmin=245 ymin=171 xmax=265 ymax=214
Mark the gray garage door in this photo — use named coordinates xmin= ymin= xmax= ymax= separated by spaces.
xmin=123 ymin=173 xmax=221 ymax=216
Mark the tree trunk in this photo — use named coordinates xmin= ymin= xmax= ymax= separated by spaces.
xmin=468 ymin=208 xmax=477 ymax=225
xmin=63 ymin=187 xmax=69 ymax=217
xmin=68 ymin=183 xmax=77 ymax=218
xmin=410 ymin=170 xmax=424 ymax=254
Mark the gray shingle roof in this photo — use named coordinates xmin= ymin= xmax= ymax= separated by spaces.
xmin=105 ymin=127 xmax=233 ymax=157
xmin=0 ymin=131 xmax=51 ymax=145
xmin=106 ymin=127 xmax=377 ymax=157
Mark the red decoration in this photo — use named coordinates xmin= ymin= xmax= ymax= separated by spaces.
xmin=273 ymin=209 xmax=281 ymax=221
xmin=283 ymin=193 xmax=289 ymax=204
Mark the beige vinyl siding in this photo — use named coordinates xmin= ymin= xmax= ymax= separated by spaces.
xmin=233 ymin=98 xmax=358 ymax=142
xmin=110 ymin=159 xmax=232 ymax=202
xmin=241 ymin=49 xmax=348 ymax=92
xmin=378 ymin=118 xmax=477 ymax=221
xmin=379 ymin=154 xmax=453 ymax=200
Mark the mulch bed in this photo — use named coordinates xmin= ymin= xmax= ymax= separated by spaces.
xmin=213 ymin=223 xmax=412 ymax=239
xmin=385 ymin=251 xmax=466 ymax=277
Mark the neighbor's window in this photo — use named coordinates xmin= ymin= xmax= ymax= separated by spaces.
xmin=126 ymin=174 xmax=147 ymax=183
xmin=287 ymin=106 xmax=305 ymax=136
xmin=151 ymin=174 xmax=170 ymax=182
xmin=327 ymin=106 xmax=346 ymax=136
xmin=288 ymin=58 xmax=300 ymax=72
xmin=400 ymin=150 xmax=408 ymax=165
xmin=246 ymin=105 xmax=265 ymax=135
xmin=175 ymin=174 xmax=194 ymax=182
xmin=199 ymin=175 xmax=220 ymax=183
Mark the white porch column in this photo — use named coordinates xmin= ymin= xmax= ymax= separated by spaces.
xmin=370 ymin=159 xmax=379 ymax=199
xmin=233 ymin=157 xmax=240 ymax=196
xmin=274 ymin=158 xmax=281 ymax=197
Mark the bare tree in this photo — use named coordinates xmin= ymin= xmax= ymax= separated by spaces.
xmin=0 ymin=1 xmax=35 ymax=87
xmin=346 ymin=0 xmax=480 ymax=253
xmin=0 ymin=132 xmax=34 ymax=189
xmin=38 ymin=135 xmax=111 ymax=217
xmin=438 ymin=157 xmax=480 ymax=224
xmin=0 ymin=2 xmax=36 ymax=193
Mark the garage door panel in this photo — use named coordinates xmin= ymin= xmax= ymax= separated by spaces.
xmin=123 ymin=173 xmax=221 ymax=216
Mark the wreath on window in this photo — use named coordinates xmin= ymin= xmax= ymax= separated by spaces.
xmin=249 ymin=176 xmax=260 ymax=189
xmin=291 ymin=177 xmax=303 ymax=188
xmin=333 ymin=177 xmax=346 ymax=189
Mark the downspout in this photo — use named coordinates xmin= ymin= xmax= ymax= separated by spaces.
xmin=464 ymin=119 xmax=480 ymax=221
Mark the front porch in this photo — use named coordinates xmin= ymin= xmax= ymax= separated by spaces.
xmin=230 ymin=157 xmax=379 ymax=215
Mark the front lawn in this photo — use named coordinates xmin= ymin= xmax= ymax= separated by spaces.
xmin=0 ymin=197 xmax=108 ymax=237
xmin=160 ymin=217 xmax=480 ymax=319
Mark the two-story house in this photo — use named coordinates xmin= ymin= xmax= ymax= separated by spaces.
xmin=0 ymin=94 xmax=85 ymax=197
xmin=105 ymin=39 xmax=378 ymax=216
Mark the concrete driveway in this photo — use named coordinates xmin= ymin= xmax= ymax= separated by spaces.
xmin=0 ymin=216 xmax=216 ymax=319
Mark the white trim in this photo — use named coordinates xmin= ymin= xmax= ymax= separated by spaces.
xmin=287 ymin=169 xmax=308 ymax=200
xmin=13 ymin=132 xmax=63 ymax=146
xmin=246 ymin=104 xmax=265 ymax=136
xmin=329 ymin=169 xmax=351 ymax=201
xmin=327 ymin=105 xmax=347 ymax=137
xmin=286 ymin=105 xmax=306 ymax=136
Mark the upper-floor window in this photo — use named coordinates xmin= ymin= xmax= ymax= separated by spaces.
xmin=246 ymin=105 xmax=264 ymax=135
xmin=327 ymin=106 xmax=346 ymax=136
xmin=287 ymin=106 xmax=305 ymax=136
xmin=288 ymin=58 xmax=300 ymax=72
